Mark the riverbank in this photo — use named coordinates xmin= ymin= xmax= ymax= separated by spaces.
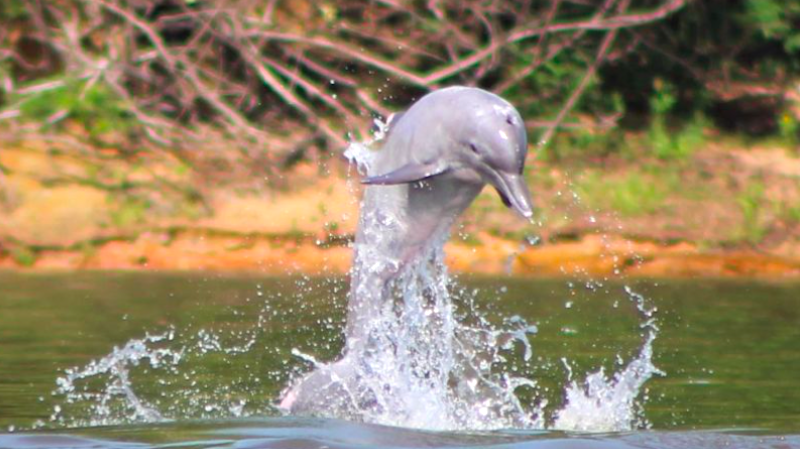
xmin=1 ymin=138 xmax=799 ymax=278
xmin=3 ymin=229 xmax=799 ymax=278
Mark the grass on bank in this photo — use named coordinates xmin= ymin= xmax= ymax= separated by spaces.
xmin=575 ymin=170 xmax=678 ymax=217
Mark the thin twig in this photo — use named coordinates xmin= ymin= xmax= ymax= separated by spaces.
xmin=538 ymin=0 xmax=632 ymax=148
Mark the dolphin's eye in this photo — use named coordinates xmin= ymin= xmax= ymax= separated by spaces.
xmin=506 ymin=116 xmax=514 ymax=125
xmin=469 ymin=143 xmax=480 ymax=155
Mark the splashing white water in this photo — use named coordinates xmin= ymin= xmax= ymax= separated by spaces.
xmin=50 ymin=127 xmax=662 ymax=433
xmin=51 ymin=277 xmax=661 ymax=432
xmin=283 ymin=237 xmax=661 ymax=431
xmin=51 ymin=321 xmax=275 ymax=428
xmin=343 ymin=116 xmax=387 ymax=174
xmin=279 ymin=131 xmax=663 ymax=432
xmin=53 ymin=331 xmax=179 ymax=426
xmin=287 ymin=242 xmax=546 ymax=430
xmin=552 ymin=286 xmax=663 ymax=431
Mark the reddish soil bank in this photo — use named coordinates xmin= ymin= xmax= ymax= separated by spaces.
xmin=2 ymin=142 xmax=800 ymax=278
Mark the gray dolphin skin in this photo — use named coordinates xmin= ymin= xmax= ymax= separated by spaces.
xmin=280 ymin=86 xmax=532 ymax=418
xmin=361 ymin=86 xmax=533 ymax=220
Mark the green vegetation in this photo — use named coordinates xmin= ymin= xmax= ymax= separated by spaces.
xmin=576 ymin=170 xmax=677 ymax=217
xmin=779 ymin=112 xmax=799 ymax=147
xmin=648 ymin=80 xmax=706 ymax=161
xmin=109 ymin=197 xmax=151 ymax=228
xmin=9 ymin=245 xmax=36 ymax=267
xmin=745 ymin=0 xmax=800 ymax=52
xmin=0 ymin=1 xmax=27 ymax=20
xmin=786 ymin=205 xmax=800 ymax=224
xmin=15 ymin=78 xmax=135 ymax=141
xmin=737 ymin=182 xmax=767 ymax=244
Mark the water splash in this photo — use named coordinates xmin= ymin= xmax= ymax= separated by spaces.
xmin=286 ymin=243 xmax=545 ymax=430
xmin=552 ymin=286 xmax=663 ymax=431
xmin=343 ymin=116 xmax=387 ymax=174
xmin=49 ymin=277 xmax=660 ymax=432
xmin=282 ymin=242 xmax=661 ymax=431
xmin=49 ymin=126 xmax=662 ymax=434
xmin=52 ymin=331 xmax=179 ymax=427
xmin=278 ymin=132 xmax=663 ymax=432
xmin=50 ymin=319 xmax=278 ymax=428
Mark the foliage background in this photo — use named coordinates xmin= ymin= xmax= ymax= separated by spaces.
xmin=0 ymin=0 xmax=799 ymax=273
xmin=2 ymin=0 xmax=798 ymax=165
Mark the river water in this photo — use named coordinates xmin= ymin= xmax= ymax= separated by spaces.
xmin=0 ymin=272 xmax=798 ymax=448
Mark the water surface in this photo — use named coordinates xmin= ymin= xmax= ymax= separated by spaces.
xmin=0 ymin=272 xmax=798 ymax=447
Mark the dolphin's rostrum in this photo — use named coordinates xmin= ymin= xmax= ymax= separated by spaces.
xmin=280 ymin=86 xmax=533 ymax=422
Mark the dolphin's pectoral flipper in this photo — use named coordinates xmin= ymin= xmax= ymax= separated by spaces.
xmin=362 ymin=161 xmax=449 ymax=185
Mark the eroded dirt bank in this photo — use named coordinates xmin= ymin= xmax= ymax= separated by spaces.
xmin=1 ymin=142 xmax=799 ymax=278
xmin=3 ymin=230 xmax=798 ymax=278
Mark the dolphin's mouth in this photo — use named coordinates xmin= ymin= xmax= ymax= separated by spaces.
xmin=490 ymin=171 xmax=533 ymax=219
xmin=495 ymin=188 xmax=512 ymax=208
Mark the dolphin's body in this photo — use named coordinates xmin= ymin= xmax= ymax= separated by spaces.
xmin=280 ymin=86 xmax=532 ymax=419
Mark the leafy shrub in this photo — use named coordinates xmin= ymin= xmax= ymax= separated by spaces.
xmin=0 ymin=1 xmax=28 ymax=20
xmin=16 ymin=78 xmax=135 ymax=139
xmin=648 ymin=80 xmax=706 ymax=160
xmin=9 ymin=246 xmax=36 ymax=267
xmin=745 ymin=0 xmax=800 ymax=53
xmin=778 ymin=112 xmax=799 ymax=147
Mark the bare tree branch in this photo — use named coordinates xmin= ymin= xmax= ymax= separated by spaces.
xmin=538 ymin=0 xmax=633 ymax=148
xmin=0 ymin=0 xmax=689 ymax=184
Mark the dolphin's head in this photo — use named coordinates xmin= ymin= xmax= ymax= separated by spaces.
xmin=362 ymin=86 xmax=533 ymax=219
xmin=451 ymin=91 xmax=533 ymax=219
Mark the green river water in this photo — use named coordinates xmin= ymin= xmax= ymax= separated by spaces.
xmin=0 ymin=272 xmax=798 ymax=448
